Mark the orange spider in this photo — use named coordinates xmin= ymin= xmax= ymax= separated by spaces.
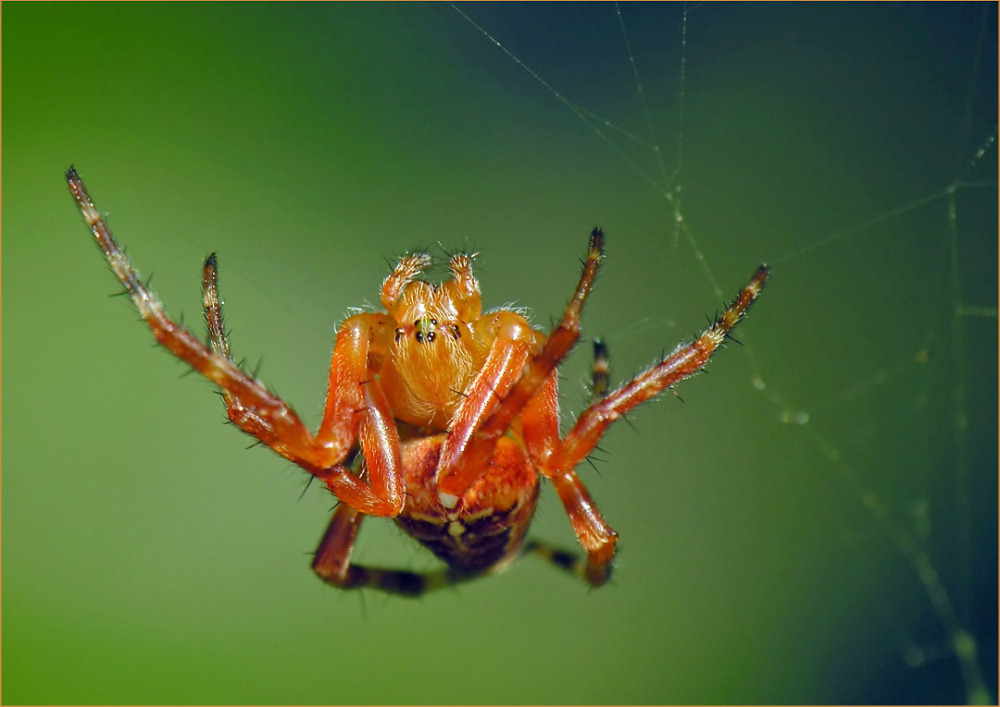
xmin=67 ymin=167 xmax=769 ymax=596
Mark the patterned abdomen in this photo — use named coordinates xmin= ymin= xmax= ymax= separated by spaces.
xmin=396 ymin=435 xmax=540 ymax=573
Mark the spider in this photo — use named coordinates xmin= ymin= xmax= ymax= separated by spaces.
xmin=67 ymin=167 xmax=769 ymax=597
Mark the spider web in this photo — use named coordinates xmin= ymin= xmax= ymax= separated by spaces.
xmin=444 ymin=2 xmax=997 ymax=704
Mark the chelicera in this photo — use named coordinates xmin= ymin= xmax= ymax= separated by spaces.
xmin=67 ymin=167 xmax=769 ymax=596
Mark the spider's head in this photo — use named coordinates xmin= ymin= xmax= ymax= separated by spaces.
xmin=378 ymin=252 xmax=484 ymax=424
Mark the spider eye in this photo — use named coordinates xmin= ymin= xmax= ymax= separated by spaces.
xmin=413 ymin=318 xmax=437 ymax=344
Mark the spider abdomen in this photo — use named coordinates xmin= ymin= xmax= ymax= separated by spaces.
xmin=396 ymin=435 xmax=539 ymax=573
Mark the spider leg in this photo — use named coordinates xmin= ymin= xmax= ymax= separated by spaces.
xmin=311 ymin=503 xmax=481 ymax=596
xmin=68 ymin=167 xmax=403 ymax=517
xmin=590 ymin=338 xmax=611 ymax=401
xmin=548 ymin=264 xmax=770 ymax=475
xmin=518 ymin=263 xmax=769 ymax=585
xmin=522 ymin=539 xmax=602 ymax=583
xmin=202 ymin=252 xmax=233 ymax=359
xmin=311 ymin=502 xmax=364 ymax=586
xmin=479 ymin=228 xmax=604 ymax=440
xmin=435 ymin=228 xmax=605 ymax=499
xmin=521 ymin=374 xmax=618 ymax=585
xmin=434 ymin=310 xmax=537 ymax=500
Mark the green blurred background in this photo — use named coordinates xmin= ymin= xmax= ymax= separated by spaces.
xmin=3 ymin=3 xmax=996 ymax=704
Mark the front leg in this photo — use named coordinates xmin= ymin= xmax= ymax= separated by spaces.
xmin=435 ymin=310 xmax=536 ymax=500
xmin=435 ymin=228 xmax=605 ymax=500
xmin=69 ymin=168 xmax=403 ymax=517
xmin=476 ymin=228 xmax=604 ymax=442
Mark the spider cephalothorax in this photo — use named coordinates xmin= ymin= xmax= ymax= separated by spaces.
xmin=68 ymin=166 xmax=768 ymax=596
xmin=379 ymin=252 xmax=499 ymax=430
